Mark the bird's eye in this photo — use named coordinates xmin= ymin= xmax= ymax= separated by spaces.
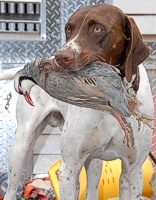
xmin=93 ymin=26 xmax=103 ymax=34
xmin=65 ymin=26 xmax=71 ymax=34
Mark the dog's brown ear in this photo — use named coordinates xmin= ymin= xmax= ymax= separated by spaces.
xmin=123 ymin=16 xmax=149 ymax=82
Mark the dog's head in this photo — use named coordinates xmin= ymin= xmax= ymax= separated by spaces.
xmin=55 ymin=4 xmax=149 ymax=82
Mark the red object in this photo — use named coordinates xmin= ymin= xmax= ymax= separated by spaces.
xmin=23 ymin=185 xmax=35 ymax=198
xmin=23 ymin=177 xmax=50 ymax=200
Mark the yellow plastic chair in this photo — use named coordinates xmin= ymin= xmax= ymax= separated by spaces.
xmin=48 ymin=158 xmax=154 ymax=200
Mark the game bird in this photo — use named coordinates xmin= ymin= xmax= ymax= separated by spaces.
xmin=14 ymin=58 xmax=139 ymax=148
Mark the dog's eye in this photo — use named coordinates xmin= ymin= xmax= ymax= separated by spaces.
xmin=93 ymin=26 xmax=102 ymax=34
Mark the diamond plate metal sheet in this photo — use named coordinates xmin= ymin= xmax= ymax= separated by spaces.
xmin=0 ymin=0 xmax=61 ymax=65
xmin=144 ymin=42 xmax=156 ymax=67
xmin=0 ymin=0 xmax=113 ymax=64
xmin=90 ymin=0 xmax=112 ymax=5
xmin=0 ymin=80 xmax=18 ymax=171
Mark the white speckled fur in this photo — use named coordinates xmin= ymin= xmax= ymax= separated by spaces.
xmin=1 ymin=62 xmax=154 ymax=200
xmin=58 ymin=64 xmax=154 ymax=200
xmin=60 ymin=35 xmax=81 ymax=54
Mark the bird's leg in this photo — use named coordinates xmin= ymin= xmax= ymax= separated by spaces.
xmin=126 ymin=85 xmax=154 ymax=130
xmin=113 ymin=111 xmax=134 ymax=148
xmin=134 ymin=112 xmax=154 ymax=131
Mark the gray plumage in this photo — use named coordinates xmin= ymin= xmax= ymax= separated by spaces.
xmin=15 ymin=58 xmax=136 ymax=118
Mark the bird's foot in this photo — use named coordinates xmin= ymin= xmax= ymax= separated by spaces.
xmin=135 ymin=114 xmax=154 ymax=130
xmin=113 ymin=111 xmax=134 ymax=148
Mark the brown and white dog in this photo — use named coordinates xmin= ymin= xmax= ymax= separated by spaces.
xmin=2 ymin=4 xmax=154 ymax=200
xmin=55 ymin=4 xmax=149 ymax=90
xmin=53 ymin=4 xmax=154 ymax=200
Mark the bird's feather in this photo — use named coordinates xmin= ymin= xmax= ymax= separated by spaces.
xmin=15 ymin=59 xmax=136 ymax=117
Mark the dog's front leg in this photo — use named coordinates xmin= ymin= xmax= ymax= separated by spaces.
xmin=59 ymin=106 xmax=107 ymax=200
xmin=4 ymin=121 xmax=37 ymax=200
xmin=59 ymin=158 xmax=101 ymax=200
xmin=4 ymin=94 xmax=49 ymax=200
xmin=119 ymin=161 xmax=143 ymax=200
xmin=4 ymin=87 xmax=61 ymax=200
xmin=84 ymin=158 xmax=102 ymax=200
xmin=59 ymin=106 xmax=95 ymax=200
xmin=59 ymin=158 xmax=86 ymax=200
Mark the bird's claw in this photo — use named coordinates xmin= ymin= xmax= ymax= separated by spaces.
xmin=113 ymin=111 xmax=134 ymax=148
xmin=136 ymin=114 xmax=154 ymax=130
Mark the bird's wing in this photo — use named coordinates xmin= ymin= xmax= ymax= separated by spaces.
xmin=77 ymin=62 xmax=133 ymax=117
xmin=45 ymin=61 xmax=133 ymax=117
xmin=45 ymin=73 xmax=113 ymax=113
xmin=95 ymin=75 xmax=132 ymax=117
xmin=47 ymin=74 xmax=108 ymax=100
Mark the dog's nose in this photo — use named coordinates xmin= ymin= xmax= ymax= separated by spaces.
xmin=55 ymin=50 xmax=74 ymax=66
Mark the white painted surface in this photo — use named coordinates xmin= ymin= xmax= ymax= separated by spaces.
xmin=33 ymin=126 xmax=61 ymax=174
xmin=34 ymin=133 xmax=61 ymax=154
xmin=113 ymin=0 xmax=156 ymax=14
xmin=43 ymin=125 xmax=61 ymax=135
xmin=132 ymin=16 xmax=156 ymax=35
xmin=113 ymin=0 xmax=156 ymax=35
xmin=33 ymin=154 xmax=61 ymax=174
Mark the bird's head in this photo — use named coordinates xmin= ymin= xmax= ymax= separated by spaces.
xmin=14 ymin=57 xmax=57 ymax=106
xmin=14 ymin=70 xmax=37 ymax=107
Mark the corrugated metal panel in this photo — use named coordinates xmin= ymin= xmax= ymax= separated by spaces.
xmin=113 ymin=0 xmax=156 ymax=35
xmin=33 ymin=132 xmax=61 ymax=174
xmin=43 ymin=125 xmax=61 ymax=135
xmin=113 ymin=0 xmax=156 ymax=14
xmin=34 ymin=134 xmax=61 ymax=154
xmin=132 ymin=16 xmax=156 ymax=35
xmin=0 ymin=1 xmax=46 ymax=40
xmin=33 ymin=154 xmax=61 ymax=174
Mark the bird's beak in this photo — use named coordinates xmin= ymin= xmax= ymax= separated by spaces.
xmin=23 ymin=91 xmax=34 ymax=106
xmin=18 ymin=83 xmax=34 ymax=106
